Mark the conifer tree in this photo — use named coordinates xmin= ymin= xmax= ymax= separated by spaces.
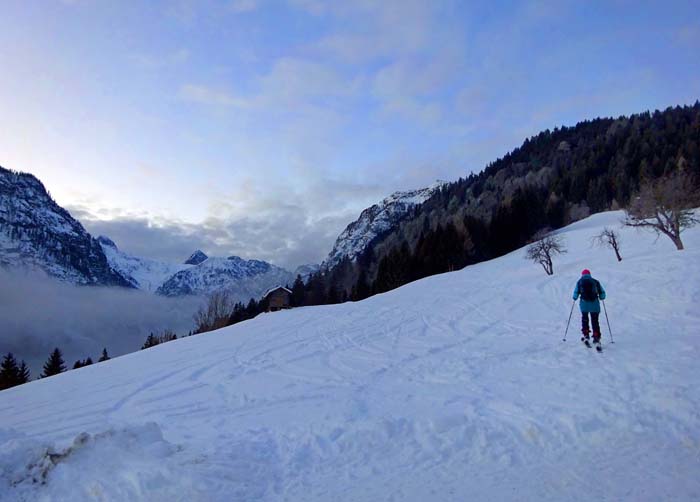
xmin=141 ymin=333 xmax=159 ymax=350
xmin=98 ymin=348 xmax=110 ymax=362
xmin=291 ymin=274 xmax=305 ymax=307
xmin=73 ymin=357 xmax=94 ymax=369
xmin=41 ymin=348 xmax=66 ymax=378
xmin=0 ymin=353 xmax=20 ymax=390
xmin=17 ymin=361 xmax=30 ymax=384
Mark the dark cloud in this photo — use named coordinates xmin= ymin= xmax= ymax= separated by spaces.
xmin=70 ymin=210 xmax=217 ymax=264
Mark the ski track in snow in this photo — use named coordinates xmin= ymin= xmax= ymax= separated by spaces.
xmin=1 ymin=210 xmax=700 ymax=501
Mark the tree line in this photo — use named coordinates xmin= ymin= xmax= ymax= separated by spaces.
xmin=0 ymin=348 xmax=111 ymax=391
xmin=322 ymin=102 xmax=700 ymax=300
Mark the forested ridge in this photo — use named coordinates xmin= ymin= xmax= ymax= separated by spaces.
xmin=315 ymin=102 xmax=700 ymax=302
xmin=190 ymin=102 xmax=700 ymax=333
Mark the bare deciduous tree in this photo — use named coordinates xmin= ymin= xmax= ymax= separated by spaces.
xmin=193 ymin=290 xmax=236 ymax=334
xmin=591 ymin=227 xmax=623 ymax=261
xmin=623 ymin=170 xmax=700 ymax=250
xmin=525 ymin=231 xmax=567 ymax=276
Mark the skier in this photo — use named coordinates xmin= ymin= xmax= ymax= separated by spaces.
xmin=573 ymin=269 xmax=606 ymax=349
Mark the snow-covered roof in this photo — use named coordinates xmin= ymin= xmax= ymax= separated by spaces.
xmin=263 ymin=285 xmax=292 ymax=298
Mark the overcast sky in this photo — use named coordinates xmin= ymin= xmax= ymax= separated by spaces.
xmin=1 ymin=1 xmax=698 ymax=268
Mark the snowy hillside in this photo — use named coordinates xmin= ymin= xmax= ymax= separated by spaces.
xmin=1 ymin=210 xmax=699 ymax=501
xmin=97 ymin=236 xmax=191 ymax=292
xmin=322 ymin=181 xmax=446 ymax=270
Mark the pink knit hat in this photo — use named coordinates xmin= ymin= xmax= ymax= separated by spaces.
xmin=581 ymin=269 xmax=591 ymax=275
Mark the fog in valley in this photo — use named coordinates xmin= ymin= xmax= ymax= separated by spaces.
xmin=0 ymin=270 xmax=202 ymax=376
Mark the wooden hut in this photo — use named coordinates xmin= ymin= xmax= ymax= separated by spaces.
xmin=264 ymin=286 xmax=292 ymax=312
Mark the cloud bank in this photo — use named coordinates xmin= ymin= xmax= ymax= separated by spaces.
xmin=0 ymin=269 xmax=201 ymax=377
xmin=68 ymin=174 xmax=393 ymax=269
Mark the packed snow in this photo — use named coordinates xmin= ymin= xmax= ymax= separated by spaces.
xmin=1 ymin=210 xmax=699 ymax=501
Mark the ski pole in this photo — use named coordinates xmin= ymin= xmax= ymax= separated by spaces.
xmin=563 ymin=300 xmax=576 ymax=342
xmin=602 ymin=300 xmax=614 ymax=344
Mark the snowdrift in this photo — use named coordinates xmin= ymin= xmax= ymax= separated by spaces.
xmin=1 ymin=211 xmax=699 ymax=501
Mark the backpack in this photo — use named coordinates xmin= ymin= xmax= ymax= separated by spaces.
xmin=579 ymin=277 xmax=599 ymax=302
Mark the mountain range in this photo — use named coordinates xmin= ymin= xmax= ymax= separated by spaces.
xmin=1 ymin=164 xmax=440 ymax=302
xmin=3 ymin=103 xmax=699 ymax=307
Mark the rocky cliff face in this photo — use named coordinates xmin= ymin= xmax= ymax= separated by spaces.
xmin=0 ymin=166 xmax=132 ymax=287
xmin=322 ymin=182 xmax=447 ymax=270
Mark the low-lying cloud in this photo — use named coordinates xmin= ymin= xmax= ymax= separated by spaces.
xmin=0 ymin=269 xmax=202 ymax=377
xmin=69 ymin=175 xmax=392 ymax=270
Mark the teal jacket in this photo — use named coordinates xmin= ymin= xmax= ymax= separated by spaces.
xmin=573 ymin=274 xmax=606 ymax=313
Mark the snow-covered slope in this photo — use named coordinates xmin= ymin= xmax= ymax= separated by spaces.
xmin=0 ymin=166 xmax=131 ymax=287
xmin=97 ymin=236 xmax=191 ymax=292
xmin=156 ymin=255 xmax=294 ymax=300
xmin=322 ymin=181 xmax=446 ymax=270
xmin=1 ymin=210 xmax=699 ymax=501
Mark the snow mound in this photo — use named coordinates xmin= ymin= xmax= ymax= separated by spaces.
xmin=1 ymin=210 xmax=699 ymax=500
xmin=0 ymin=424 xmax=188 ymax=502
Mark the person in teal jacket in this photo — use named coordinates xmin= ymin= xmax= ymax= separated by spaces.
xmin=573 ymin=269 xmax=606 ymax=344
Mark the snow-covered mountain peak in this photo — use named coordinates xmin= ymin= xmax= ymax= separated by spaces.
xmin=322 ymin=181 xmax=447 ymax=270
xmin=156 ymin=255 xmax=292 ymax=299
xmin=98 ymin=238 xmax=190 ymax=293
xmin=381 ymin=181 xmax=447 ymax=206
xmin=184 ymin=250 xmax=208 ymax=265
xmin=0 ymin=166 xmax=132 ymax=287
xmin=99 ymin=243 xmax=292 ymax=301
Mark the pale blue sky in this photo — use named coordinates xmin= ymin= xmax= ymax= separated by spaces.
xmin=1 ymin=0 xmax=698 ymax=268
